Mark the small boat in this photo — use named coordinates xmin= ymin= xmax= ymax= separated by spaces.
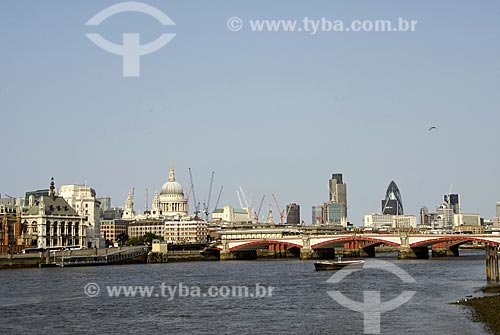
xmin=314 ymin=258 xmax=365 ymax=271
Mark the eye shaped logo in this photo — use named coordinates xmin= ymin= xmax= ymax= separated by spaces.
xmin=327 ymin=259 xmax=416 ymax=334
xmin=85 ymin=1 xmax=176 ymax=77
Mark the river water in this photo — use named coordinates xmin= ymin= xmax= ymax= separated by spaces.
xmin=0 ymin=251 xmax=491 ymax=334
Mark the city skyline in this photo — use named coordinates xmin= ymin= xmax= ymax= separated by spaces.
xmin=0 ymin=0 xmax=499 ymax=224
xmin=4 ymin=168 xmax=498 ymax=225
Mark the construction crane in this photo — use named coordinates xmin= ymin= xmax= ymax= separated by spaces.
xmin=236 ymin=190 xmax=244 ymax=209
xmin=284 ymin=203 xmax=294 ymax=224
xmin=185 ymin=184 xmax=193 ymax=203
xmin=254 ymin=195 xmax=265 ymax=223
xmin=238 ymin=186 xmax=250 ymax=208
xmin=213 ymin=186 xmax=223 ymax=211
xmin=145 ymin=188 xmax=150 ymax=216
xmin=188 ymin=168 xmax=201 ymax=219
xmin=202 ymin=171 xmax=215 ymax=221
xmin=272 ymin=194 xmax=285 ymax=225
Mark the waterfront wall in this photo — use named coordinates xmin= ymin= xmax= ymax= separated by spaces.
xmin=0 ymin=253 xmax=44 ymax=269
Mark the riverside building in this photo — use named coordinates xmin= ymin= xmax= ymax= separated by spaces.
xmin=21 ymin=178 xmax=91 ymax=248
xmin=58 ymin=184 xmax=102 ymax=247
xmin=364 ymin=214 xmax=417 ymax=229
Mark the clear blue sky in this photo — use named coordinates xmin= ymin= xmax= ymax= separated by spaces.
xmin=0 ymin=0 xmax=499 ymax=224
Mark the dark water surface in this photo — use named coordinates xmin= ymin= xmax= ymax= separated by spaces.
xmin=0 ymin=251 xmax=490 ymax=334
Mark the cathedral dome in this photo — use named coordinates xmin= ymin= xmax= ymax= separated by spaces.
xmin=160 ymin=164 xmax=184 ymax=196
xmin=160 ymin=180 xmax=184 ymax=195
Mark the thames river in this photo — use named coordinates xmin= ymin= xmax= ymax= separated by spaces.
xmin=0 ymin=251 xmax=490 ymax=334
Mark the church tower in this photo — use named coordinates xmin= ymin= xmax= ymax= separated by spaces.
xmin=151 ymin=190 xmax=161 ymax=218
xmin=122 ymin=189 xmax=136 ymax=219
xmin=267 ymin=204 xmax=274 ymax=225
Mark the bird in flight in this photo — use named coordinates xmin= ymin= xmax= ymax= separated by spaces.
xmin=428 ymin=126 xmax=438 ymax=131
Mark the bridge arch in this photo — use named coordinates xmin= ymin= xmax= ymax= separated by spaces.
xmin=311 ymin=236 xmax=400 ymax=249
xmin=229 ymin=240 xmax=303 ymax=252
xmin=410 ymin=236 xmax=500 ymax=248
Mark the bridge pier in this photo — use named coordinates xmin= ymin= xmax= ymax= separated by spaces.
xmin=398 ymin=247 xmax=429 ymax=260
xmin=360 ymin=247 xmax=376 ymax=258
xmin=343 ymin=248 xmax=360 ymax=258
xmin=342 ymin=247 xmax=375 ymax=258
xmin=342 ymin=241 xmax=376 ymax=258
xmin=432 ymin=246 xmax=459 ymax=257
xmin=300 ymin=248 xmax=319 ymax=260
xmin=220 ymin=250 xmax=257 ymax=261
xmin=300 ymin=248 xmax=336 ymax=260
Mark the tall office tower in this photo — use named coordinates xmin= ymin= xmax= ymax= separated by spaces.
xmin=97 ymin=197 xmax=111 ymax=212
xmin=312 ymin=206 xmax=323 ymax=225
xmin=323 ymin=201 xmax=346 ymax=225
xmin=420 ymin=207 xmax=430 ymax=225
xmin=444 ymin=194 xmax=460 ymax=214
xmin=496 ymin=202 xmax=500 ymax=218
xmin=328 ymin=173 xmax=347 ymax=218
xmin=381 ymin=181 xmax=404 ymax=215
xmin=286 ymin=203 xmax=300 ymax=225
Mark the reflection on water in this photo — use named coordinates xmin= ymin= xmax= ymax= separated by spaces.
xmin=0 ymin=251 xmax=489 ymax=334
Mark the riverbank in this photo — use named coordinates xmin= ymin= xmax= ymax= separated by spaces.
xmin=0 ymin=247 xmax=148 ymax=269
xmin=462 ymin=285 xmax=500 ymax=334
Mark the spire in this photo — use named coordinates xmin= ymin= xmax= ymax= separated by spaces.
xmin=168 ymin=163 xmax=175 ymax=182
xmin=267 ymin=204 xmax=274 ymax=224
xmin=49 ymin=177 xmax=55 ymax=198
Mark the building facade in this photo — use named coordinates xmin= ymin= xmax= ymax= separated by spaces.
xmin=453 ymin=213 xmax=481 ymax=227
xmin=58 ymin=184 xmax=101 ymax=247
xmin=100 ymin=219 xmax=129 ymax=244
xmin=122 ymin=190 xmax=136 ymax=219
xmin=444 ymin=194 xmax=460 ymax=214
xmin=151 ymin=164 xmax=188 ymax=219
xmin=128 ymin=220 xmax=166 ymax=239
xmin=323 ymin=201 xmax=346 ymax=226
xmin=164 ymin=220 xmax=207 ymax=243
xmin=23 ymin=189 xmax=49 ymax=209
xmin=211 ymin=206 xmax=252 ymax=223
xmin=97 ymin=196 xmax=111 ymax=213
xmin=102 ymin=207 xmax=124 ymax=220
xmin=286 ymin=203 xmax=300 ymax=225
xmin=21 ymin=179 xmax=90 ymax=248
xmin=312 ymin=206 xmax=323 ymax=225
xmin=364 ymin=214 xmax=417 ymax=229
xmin=381 ymin=181 xmax=404 ymax=215
xmin=328 ymin=173 xmax=347 ymax=218
xmin=0 ymin=199 xmax=23 ymax=247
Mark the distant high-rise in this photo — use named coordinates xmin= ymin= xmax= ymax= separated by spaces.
xmin=286 ymin=203 xmax=300 ymax=225
xmin=323 ymin=201 xmax=346 ymax=225
xmin=312 ymin=206 xmax=323 ymax=225
xmin=420 ymin=207 xmax=430 ymax=225
xmin=496 ymin=202 xmax=500 ymax=218
xmin=444 ymin=194 xmax=460 ymax=214
xmin=97 ymin=196 xmax=111 ymax=212
xmin=328 ymin=173 xmax=347 ymax=218
xmin=381 ymin=181 xmax=404 ymax=215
